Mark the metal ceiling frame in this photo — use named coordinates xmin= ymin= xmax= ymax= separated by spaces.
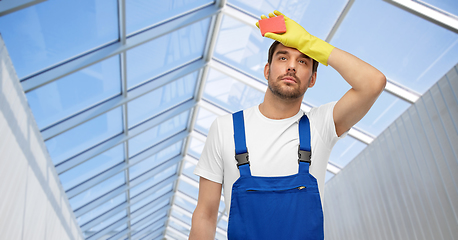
xmin=384 ymin=0 xmax=458 ymax=34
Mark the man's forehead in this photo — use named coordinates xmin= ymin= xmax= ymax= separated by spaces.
xmin=274 ymin=44 xmax=310 ymax=59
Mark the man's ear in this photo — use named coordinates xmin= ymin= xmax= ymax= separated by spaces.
xmin=308 ymin=72 xmax=317 ymax=88
xmin=264 ymin=63 xmax=270 ymax=80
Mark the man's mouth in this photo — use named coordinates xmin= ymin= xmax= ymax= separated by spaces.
xmin=281 ymin=76 xmax=297 ymax=84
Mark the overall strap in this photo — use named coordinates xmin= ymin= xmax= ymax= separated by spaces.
xmin=298 ymin=114 xmax=312 ymax=174
xmin=232 ymin=111 xmax=251 ymax=176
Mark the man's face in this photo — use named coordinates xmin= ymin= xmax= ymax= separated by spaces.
xmin=264 ymin=43 xmax=316 ymax=100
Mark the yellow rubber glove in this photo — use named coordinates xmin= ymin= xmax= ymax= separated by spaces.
xmin=256 ymin=10 xmax=335 ymax=66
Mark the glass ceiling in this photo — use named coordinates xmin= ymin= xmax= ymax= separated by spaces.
xmin=1 ymin=0 xmax=457 ymax=239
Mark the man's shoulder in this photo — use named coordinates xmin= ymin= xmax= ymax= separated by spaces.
xmin=307 ymin=101 xmax=336 ymax=119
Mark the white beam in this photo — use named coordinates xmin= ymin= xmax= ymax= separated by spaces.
xmin=385 ymin=0 xmax=458 ymax=34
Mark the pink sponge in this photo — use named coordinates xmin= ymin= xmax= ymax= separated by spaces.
xmin=258 ymin=15 xmax=286 ymax=37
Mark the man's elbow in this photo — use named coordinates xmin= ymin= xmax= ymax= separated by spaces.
xmin=370 ymin=71 xmax=386 ymax=96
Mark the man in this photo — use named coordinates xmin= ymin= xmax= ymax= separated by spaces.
xmin=189 ymin=11 xmax=386 ymax=239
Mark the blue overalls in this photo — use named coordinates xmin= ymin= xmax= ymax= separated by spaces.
xmin=227 ymin=110 xmax=324 ymax=240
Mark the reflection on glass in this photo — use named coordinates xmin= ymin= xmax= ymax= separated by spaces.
xmin=174 ymin=196 xmax=196 ymax=213
xmin=0 ymin=0 xmax=118 ymax=79
xmin=187 ymin=137 xmax=205 ymax=160
xmin=182 ymin=159 xmax=199 ymax=182
xmin=128 ymin=72 xmax=197 ymax=128
xmin=126 ymin=18 xmax=209 ymax=88
xmin=169 ymin=218 xmax=190 ymax=236
xmin=26 ymin=55 xmax=121 ymax=129
xmin=329 ymin=136 xmax=366 ymax=168
xmin=130 ymin=141 xmax=182 ymax=179
xmin=194 ymin=107 xmax=218 ymax=135
xmin=126 ymin=0 xmax=214 ymax=35
xmin=130 ymin=164 xmax=177 ymax=197
xmin=178 ymin=180 xmax=199 ymax=200
xmin=85 ymin=210 xmax=126 ymax=238
xmin=171 ymin=208 xmax=192 ymax=226
xmin=69 ymin=172 xmax=125 ymax=210
xmin=130 ymin=183 xmax=173 ymax=213
xmin=77 ymin=193 xmax=126 ymax=227
xmin=46 ymin=107 xmax=123 ymax=165
xmin=131 ymin=200 xmax=168 ymax=226
xmin=203 ymin=68 xmax=264 ymax=112
xmin=217 ymin=216 xmax=228 ymax=231
xmin=128 ymin=111 xmax=188 ymax=158
xmin=59 ymin=144 xmax=124 ymax=191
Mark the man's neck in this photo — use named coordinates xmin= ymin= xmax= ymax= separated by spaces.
xmin=258 ymin=91 xmax=303 ymax=120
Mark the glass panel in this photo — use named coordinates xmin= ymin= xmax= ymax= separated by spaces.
xmin=325 ymin=171 xmax=335 ymax=183
xmin=59 ymin=144 xmax=124 ymax=191
xmin=174 ymin=196 xmax=196 ymax=213
xmin=130 ymin=183 xmax=173 ymax=213
xmin=131 ymin=201 xmax=168 ymax=225
xmin=130 ymin=141 xmax=182 ymax=179
xmin=126 ymin=18 xmax=210 ymax=88
xmin=421 ymin=0 xmax=458 ymax=16
xmin=128 ymin=111 xmax=188 ymax=157
xmin=355 ymin=92 xmax=410 ymax=136
xmin=0 ymin=0 xmax=118 ymax=79
xmin=171 ymin=209 xmax=192 ymax=226
xmin=227 ymin=0 xmax=348 ymax=39
xmin=216 ymin=231 xmax=227 ymax=240
xmin=69 ymin=171 xmax=125 ymax=210
xmin=45 ymin=107 xmax=123 ymax=165
xmin=329 ymin=136 xmax=367 ymax=168
xmin=203 ymin=68 xmax=264 ymax=112
xmin=302 ymin=66 xmax=351 ymax=108
xmin=77 ymin=193 xmax=126 ymax=226
xmin=194 ymin=106 xmax=218 ymax=135
xmin=127 ymin=72 xmax=197 ymax=128
xmin=26 ymin=55 xmax=121 ymax=129
xmin=130 ymin=164 xmax=177 ymax=197
xmin=187 ymin=137 xmax=205 ymax=159
xmin=169 ymin=219 xmax=190 ymax=237
xmin=106 ymin=224 xmax=128 ymax=240
xmin=217 ymin=216 xmax=228 ymax=231
xmin=131 ymin=218 xmax=165 ymax=239
xmin=178 ymin=180 xmax=199 ymax=200
xmin=330 ymin=0 xmax=458 ymax=94
xmin=126 ymin=0 xmax=214 ymax=35
xmin=85 ymin=210 xmax=126 ymax=238
xmin=182 ymin=159 xmax=199 ymax=182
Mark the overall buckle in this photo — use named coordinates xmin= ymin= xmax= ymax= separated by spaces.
xmin=235 ymin=152 xmax=250 ymax=168
xmin=298 ymin=147 xmax=311 ymax=165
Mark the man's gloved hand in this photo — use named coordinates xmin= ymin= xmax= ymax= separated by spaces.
xmin=256 ymin=10 xmax=335 ymax=66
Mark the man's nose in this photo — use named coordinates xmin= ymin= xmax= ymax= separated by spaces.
xmin=287 ymin=62 xmax=296 ymax=72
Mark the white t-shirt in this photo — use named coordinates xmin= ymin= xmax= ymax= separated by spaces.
xmin=194 ymin=102 xmax=346 ymax=214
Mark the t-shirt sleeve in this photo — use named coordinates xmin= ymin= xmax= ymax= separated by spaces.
xmin=193 ymin=117 xmax=224 ymax=184
xmin=309 ymin=101 xmax=347 ymax=148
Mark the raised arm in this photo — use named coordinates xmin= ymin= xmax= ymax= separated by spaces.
xmin=258 ymin=10 xmax=386 ymax=136
xmin=329 ymin=48 xmax=386 ymax=136
xmin=189 ymin=177 xmax=222 ymax=240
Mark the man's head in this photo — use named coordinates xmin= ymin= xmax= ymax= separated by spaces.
xmin=264 ymin=41 xmax=317 ymax=100
xmin=268 ymin=41 xmax=319 ymax=73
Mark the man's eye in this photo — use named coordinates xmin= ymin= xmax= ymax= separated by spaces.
xmin=299 ymin=60 xmax=305 ymax=64
xmin=280 ymin=57 xmax=286 ymax=60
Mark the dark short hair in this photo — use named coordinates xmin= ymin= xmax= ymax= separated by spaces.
xmin=267 ymin=41 xmax=319 ymax=73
